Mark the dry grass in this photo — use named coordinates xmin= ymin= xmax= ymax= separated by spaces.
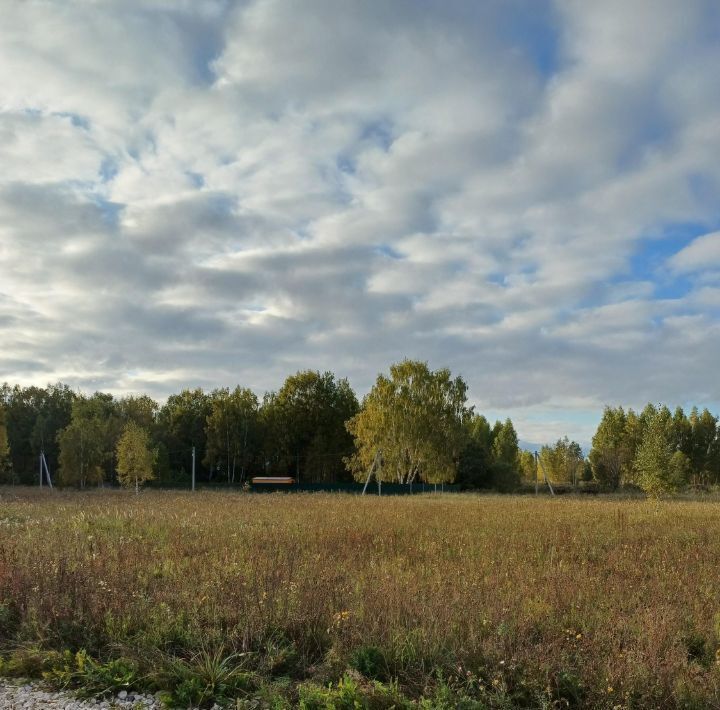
xmin=1 ymin=487 xmax=720 ymax=707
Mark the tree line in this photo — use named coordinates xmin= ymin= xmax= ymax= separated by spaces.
xmin=1 ymin=361 xmax=719 ymax=495
xmin=589 ymin=404 xmax=720 ymax=494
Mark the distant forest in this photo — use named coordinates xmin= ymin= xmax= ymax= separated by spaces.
xmin=1 ymin=360 xmax=719 ymax=495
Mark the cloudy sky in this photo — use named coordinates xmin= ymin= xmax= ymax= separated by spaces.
xmin=1 ymin=0 xmax=719 ymax=445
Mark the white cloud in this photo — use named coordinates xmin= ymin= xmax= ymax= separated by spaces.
xmin=669 ymin=232 xmax=720 ymax=273
xmin=1 ymin=0 xmax=719 ymax=444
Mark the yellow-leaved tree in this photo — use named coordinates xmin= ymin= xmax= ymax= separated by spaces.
xmin=345 ymin=360 xmax=470 ymax=485
xmin=116 ymin=422 xmax=156 ymax=493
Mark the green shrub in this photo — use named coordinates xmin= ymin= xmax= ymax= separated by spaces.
xmin=553 ymin=670 xmax=584 ymax=707
xmin=0 ymin=601 xmax=18 ymax=637
xmin=299 ymin=675 xmax=365 ymax=709
xmin=489 ymin=462 xmax=520 ymax=493
xmin=0 ymin=647 xmax=63 ymax=678
xmin=349 ymin=646 xmax=388 ymax=681
xmin=153 ymin=647 xmax=255 ymax=708
xmin=683 ymin=632 xmax=710 ymax=666
xmin=299 ymin=674 xmax=415 ymax=709
xmin=43 ymin=649 xmax=140 ymax=697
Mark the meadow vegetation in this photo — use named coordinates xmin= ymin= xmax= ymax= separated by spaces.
xmin=2 ymin=488 xmax=720 ymax=708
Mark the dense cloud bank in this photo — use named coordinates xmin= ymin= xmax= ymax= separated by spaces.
xmin=1 ymin=0 xmax=719 ymax=442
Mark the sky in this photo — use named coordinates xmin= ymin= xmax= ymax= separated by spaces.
xmin=1 ymin=0 xmax=720 ymax=447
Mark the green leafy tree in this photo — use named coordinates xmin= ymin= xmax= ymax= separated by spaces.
xmin=633 ymin=409 xmax=689 ymax=496
xmin=671 ymin=406 xmax=692 ymax=457
xmin=116 ymin=422 xmax=156 ymax=493
xmin=468 ymin=414 xmax=493 ymax=452
xmin=0 ymin=404 xmax=14 ymax=484
xmin=262 ymin=371 xmax=358 ymax=482
xmin=457 ymin=414 xmax=493 ymax=488
xmin=491 ymin=419 xmax=519 ymax=468
xmin=519 ymin=450 xmax=536 ymax=481
xmin=488 ymin=419 xmax=521 ymax=490
xmin=589 ymin=406 xmax=628 ymax=489
xmin=620 ymin=408 xmax=644 ymax=485
xmin=56 ymin=394 xmax=121 ymax=488
xmin=205 ymin=387 xmax=261 ymax=484
xmin=57 ymin=418 xmax=106 ymax=488
xmin=540 ymin=436 xmax=584 ymax=485
xmin=346 ymin=360 xmax=469 ymax=485
xmin=118 ymin=395 xmax=158 ymax=431
xmin=687 ymin=407 xmax=719 ymax=484
xmin=157 ymin=389 xmax=212 ymax=482
xmin=1 ymin=383 xmax=74 ymax=482
xmin=457 ymin=415 xmax=524 ymax=491
xmin=72 ymin=393 xmax=123 ymax=481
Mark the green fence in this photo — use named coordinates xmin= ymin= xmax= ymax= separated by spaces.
xmin=143 ymin=479 xmax=460 ymax=494
xmin=248 ymin=481 xmax=459 ymax=495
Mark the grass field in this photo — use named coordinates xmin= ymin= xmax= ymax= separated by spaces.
xmin=1 ymin=488 xmax=720 ymax=708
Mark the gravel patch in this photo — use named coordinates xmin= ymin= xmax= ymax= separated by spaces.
xmin=0 ymin=681 xmax=161 ymax=709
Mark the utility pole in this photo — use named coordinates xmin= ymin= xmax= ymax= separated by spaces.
xmin=41 ymin=452 xmax=52 ymax=489
xmin=362 ymin=450 xmax=382 ymax=495
xmin=534 ymin=450 xmax=539 ymax=495
xmin=191 ymin=446 xmax=196 ymax=492
xmin=39 ymin=429 xmax=45 ymax=489
xmin=536 ymin=450 xmax=555 ymax=496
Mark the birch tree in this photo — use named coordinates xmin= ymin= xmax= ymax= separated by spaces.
xmin=345 ymin=360 xmax=470 ymax=484
xmin=116 ymin=422 xmax=155 ymax=493
xmin=57 ymin=419 xmax=105 ymax=488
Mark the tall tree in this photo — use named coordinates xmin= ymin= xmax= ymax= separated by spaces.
xmin=589 ymin=406 xmax=628 ymax=489
xmin=671 ymin=406 xmax=692 ymax=458
xmin=633 ymin=409 xmax=690 ymax=496
xmin=688 ymin=407 xmax=719 ymax=484
xmin=540 ymin=436 xmax=584 ymax=485
xmin=620 ymin=408 xmax=644 ymax=485
xmin=73 ymin=393 xmax=122 ymax=482
xmin=262 ymin=371 xmax=358 ymax=482
xmin=57 ymin=418 xmax=106 ymax=488
xmin=457 ymin=414 xmax=494 ymax=488
xmin=205 ymin=387 xmax=261 ymax=484
xmin=56 ymin=394 xmax=120 ymax=487
xmin=1 ymin=383 xmax=74 ymax=481
xmin=491 ymin=419 xmax=520 ymax=468
xmin=346 ymin=360 xmax=469 ymax=485
xmin=157 ymin=389 xmax=212 ymax=482
xmin=0 ymin=404 xmax=13 ymax=484
xmin=118 ymin=395 xmax=159 ymax=431
xmin=519 ymin=450 xmax=536 ymax=481
xmin=116 ymin=422 xmax=156 ymax=493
